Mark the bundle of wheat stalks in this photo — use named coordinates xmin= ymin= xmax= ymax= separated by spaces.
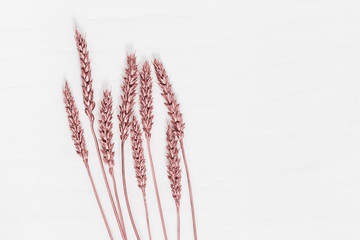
xmin=63 ymin=29 xmax=197 ymax=240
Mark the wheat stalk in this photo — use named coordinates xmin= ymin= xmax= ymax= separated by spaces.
xmin=166 ymin=124 xmax=182 ymax=240
xmin=130 ymin=116 xmax=152 ymax=240
xmin=153 ymin=59 xmax=197 ymax=240
xmin=75 ymin=29 xmax=126 ymax=239
xmin=99 ymin=90 xmax=127 ymax=238
xmin=118 ymin=54 xmax=140 ymax=240
xmin=63 ymin=81 xmax=113 ymax=240
xmin=139 ymin=61 xmax=168 ymax=240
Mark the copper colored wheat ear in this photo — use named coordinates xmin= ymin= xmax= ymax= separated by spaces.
xmin=63 ymin=81 xmax=88 ymax=163
xmin=153 ymin=59 xmax=185 ymax=140
xmin=139 ymin=61 xmax=154 ymax=139
xmin=99 ymin=90 xmax=115 ymax=169
xmin=166 ymin=124 xmax=182 ymax=240
xmin=166 ymin=124 xmax=182 ymax=207
xmin=75 ymin=30 xmax=95 ymax=120
xmin=118 ymin=54 xmax=138 ymax=141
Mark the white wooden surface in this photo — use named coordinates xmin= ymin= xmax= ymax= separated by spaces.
xmin=1 ymin=0 xmax=360 ymax=239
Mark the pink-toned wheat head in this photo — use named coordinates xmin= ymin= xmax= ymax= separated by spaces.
xmin=130 ymin=116 xmax=147 ymax=190
xmin=166 ymin=124 xmax=182 ymax=207
xmin=118 ymin=54 xmax=138 ymax=141
xmin=153 ymin=59 xmax=185 ymax=140
xmin=99 ymin=90 xmax=115 ymax=169
xmin=139 ymin=61 xmax=154 ymax=139
xmin=75 ymin=29 xmax=95 ymax=120
xmin=63 ymin=81 xmax=88 ymax=163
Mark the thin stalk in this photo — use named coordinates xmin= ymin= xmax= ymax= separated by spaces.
xmin=146 ymin=138 xmax=168 ymax=240
xmin=84 ymin=163 xmax=114 ymax=240
xmin=121 ymin=141 xmax=141 ymax=240
xmin=176 ymin=206 xmax=180 ymax=240
xmin=142 ymin=189 xmax=152 ymax=240
xmin=90 ymin=121 xmax=126 ymax=240
xmin=110 ymin=171 xmax=127 ymax=239
xmin=179 ymin=140 xmax=197 ymax=240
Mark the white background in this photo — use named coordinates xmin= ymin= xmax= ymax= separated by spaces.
xmin=1 ymin=0 xmax=360 ymax=239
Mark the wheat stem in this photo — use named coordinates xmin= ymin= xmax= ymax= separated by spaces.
xmin=176 ymin=206 xmax=180 ymax=240
xmin=179 ymin=140 xmax=197 ymax=240
xmin=146 ymin=138 xmax=168 ymax=240
xmin=90 ymin=121 xmax=126 ymax=239
xmin=121 ymin=141 xmax=141 ymax=240
xmin=85 ymin=163 xmax=114 ymax=240
xmin=110 ymin=171 xmax=127 ymax=238
xmin=142 ymin=190 xmax=152 ymax=240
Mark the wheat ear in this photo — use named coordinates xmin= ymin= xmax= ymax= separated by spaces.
xmin=75 ymin=30 xmax=126 ymax=239
xmin=99 ymin=90 xmax=127 ymax=238
xmin=153 ymin=59 xmax=197 ymax=240
xmin=63 ymin=81 xmax=113 ymax=240
xmin=166 ymin=124 xmax=182 ymax=240
xmin=118 ymin=54 xmax=140 ymax=240
xmin=130 ymin=116 xmax=152 ymax=240
xmin=139 ymin=61 xmax=168 ymax=240
xmin=74 ymin=29 xmax=95 ymax=120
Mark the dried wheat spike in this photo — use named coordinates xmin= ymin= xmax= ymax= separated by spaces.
xmin=139 ymin=61 xmax=154 ymax=139
xmin=63 ymin=81 xmax=88 ymax=163
xmin=130 ymin=116 xmax=147 ymax=190
xmin=153 ymin=59 xmax=184 ymax=140
xmin=75 ymin=29 xmax=95 ymax=120
xmin=166 ymin=124 xmax=182 ymax=207
xmin=118 ymin=54 xmax=138 ymax=141
xmin=99 ymin=90 xmax=115 ymax=169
